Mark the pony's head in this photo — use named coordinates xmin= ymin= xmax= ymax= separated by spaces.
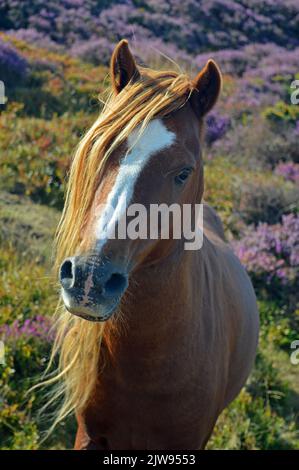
xmin=57 ymin=40 xmax=221 ymax=323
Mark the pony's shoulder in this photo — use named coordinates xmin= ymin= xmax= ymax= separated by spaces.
xmin=202 ymin=202 xmax=226 ymax=243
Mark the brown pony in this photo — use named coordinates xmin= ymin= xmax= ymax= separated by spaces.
xmin=50 ymin=40 xmax=259 ymax=450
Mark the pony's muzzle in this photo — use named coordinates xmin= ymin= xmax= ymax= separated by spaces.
xmin=59 ymin=256 xmax=128 ymax=321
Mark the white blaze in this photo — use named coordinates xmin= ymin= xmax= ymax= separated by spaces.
xmin=96 ymin=119 xmax=175 ymax=246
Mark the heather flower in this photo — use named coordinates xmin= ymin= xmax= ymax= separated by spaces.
xmin=0 ymin=37 xmax=28 ymax=84
xmin=71 ymin=37 xmax=114 ymax=66
xmin=0 ymin=316 xmax=54 ymax=343
xmin=6 ymin=28 xmax=62 ymax=52
xmin=232 ymin=214 xmax=299 ymax=285
xmin=275 ymin=162 xmax=299 ymax=184
xmin=205 ymin=113 xmax=230 ymax=145
xmin=1 ymin=0 xmax=299 ymax=68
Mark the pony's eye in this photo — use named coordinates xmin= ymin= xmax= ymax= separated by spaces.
xmin=174 ymin=168 xmax=192 ymax=185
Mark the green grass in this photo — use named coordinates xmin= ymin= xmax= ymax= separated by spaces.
xmin=208 ymin=345 xmax=299 ymax=449
xmin=0 ymin=192 xmax=60 ymax=263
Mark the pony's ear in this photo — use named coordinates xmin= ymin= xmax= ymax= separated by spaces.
xmin=190 ymin=60 xmax=222 ymax=118
xmin=110 ymin=39 xmax=140 ymax=94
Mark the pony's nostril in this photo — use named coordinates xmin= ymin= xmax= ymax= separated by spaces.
xmin=104 ymin=273 xmax=127 ymax=297
xmin=60 ymin=259 xmax=74 ymax=289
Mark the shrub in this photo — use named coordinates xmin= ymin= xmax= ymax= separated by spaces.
xmin=1 ymin=1 xmax=299 ymax=69
xmin=232 ymin=214 xmax=299 ymax=302
xmin=0 ymin=103 xmax=94 ymax=208
xmin=264 ymin=101 xmax=299 ymax=125
xmin=0 ymin=35 xmax=107 ymax=118
xmin=0 ymin=37 xmax=28 ymax=84
xmin=0 ymin=316 xmax=54 ymax=343
xmin=0 ymin=333 xmax=50 ymax=449
xmin=204 ymin=157 xmax=244 ymax=232
xmin=71 ymin=37 xmax=114 ymax=66
xmin=258 ymin=300 xmax=299 ymax=348
xmin=0 ymin=241 xmax=75 ymax=449
xmin=0 ymin=330 xmax=75 ymax=449
xmin=216 ymin=116 xmax=299 ymax=168
xmin=208 ymin=348 xmax=298 ymax=450
xmin=0 ymin=242 xmax=56 ymax=325
xmin=0 ymin=192 xmax=59 ymax=263
xmin=203 ymin=158 xmax=298 ymax=234
xmin=275 ymin=162 xmax=299 ymax=184
xmin=234 ymin=177 xmax=299 ymax=225
xmin=205 ymin=112 xmax=230 ymax=146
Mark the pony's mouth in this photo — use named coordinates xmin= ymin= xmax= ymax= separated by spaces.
xmin=64 ymin=299 xmax=120 ymax=322
xmin=61 ymin=283 xmax=125 ymax=322
xmin=70 ymin=311 xmax=102 ymax=322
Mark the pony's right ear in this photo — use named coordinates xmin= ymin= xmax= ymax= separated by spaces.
xmin=190 ymin=60 xmax=222 ymax=118
xmin=110 ymin=39 xmax=140 ymax=94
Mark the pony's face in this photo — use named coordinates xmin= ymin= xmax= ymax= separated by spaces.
xmin=59 ymin=40 xmax=221 ymax=322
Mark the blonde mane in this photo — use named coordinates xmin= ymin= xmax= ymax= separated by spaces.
xmin=42 ymin=66 xmax=195 ymax=434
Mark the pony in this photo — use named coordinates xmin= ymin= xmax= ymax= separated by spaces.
xmin=48 ymin=39 xmax=259 ymax=449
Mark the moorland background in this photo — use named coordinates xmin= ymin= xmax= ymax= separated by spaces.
xmin=0 ymin=0 xmax=298 ymax=449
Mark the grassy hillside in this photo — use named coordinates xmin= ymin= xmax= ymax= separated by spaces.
xmin=0 ymin=0 xmax=299 ymax=450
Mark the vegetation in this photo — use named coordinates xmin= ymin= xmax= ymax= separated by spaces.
xmin=0 ymin=0 xmax=298 ymax=450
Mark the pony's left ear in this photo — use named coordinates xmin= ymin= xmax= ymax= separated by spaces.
xmin=190 ymin=60 xmax=222 ymax=118
xmin=110 ymin=39 xmax=140 ymax=94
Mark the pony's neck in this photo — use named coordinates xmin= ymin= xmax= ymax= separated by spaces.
xmin=98 ymin=241 xmax=202 ymax=407
xmin=118 ymin=240 xmax=199 ymax=340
